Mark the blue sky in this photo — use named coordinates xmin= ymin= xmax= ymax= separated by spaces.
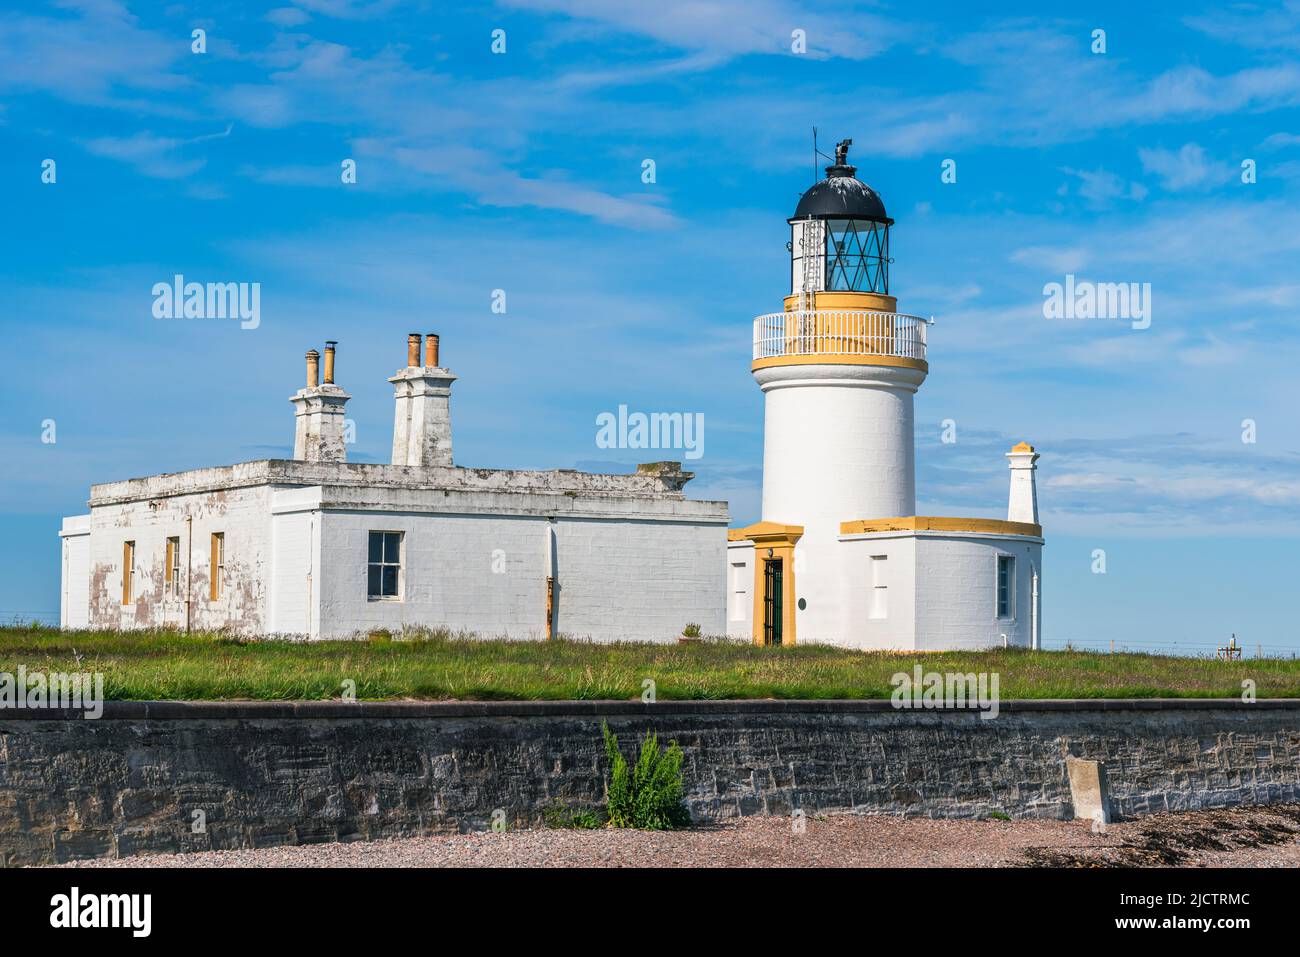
xmin=2 ymin=0 xmax=1299 ymax=653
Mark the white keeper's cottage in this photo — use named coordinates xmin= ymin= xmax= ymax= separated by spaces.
xmin=60 ymin=138 xmax=1043 ymax=648
xmin=59 ymin=334 xmax=729 ymax=640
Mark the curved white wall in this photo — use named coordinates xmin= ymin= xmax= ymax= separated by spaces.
xmin=832 ymin=532 xmax=1042 ymax=650
xmin=756 ymin=363 xmax=926 ymax=530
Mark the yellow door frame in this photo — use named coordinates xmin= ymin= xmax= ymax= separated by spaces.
xmin=731 ymin=522 xmax=803 ymax=646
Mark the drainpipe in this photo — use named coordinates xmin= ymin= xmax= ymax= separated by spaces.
xmin=1031 ymin=568 xmax=1041 ymax=650
xmin=307 ymin=512 xmax=316 ymax=638
xmin=545 ymin=521 xmax=556 ymax=640
xmin=185 ymin=515 xmax=193 ymax=633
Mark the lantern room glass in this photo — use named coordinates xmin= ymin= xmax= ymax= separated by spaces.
xmin=825 ymin=218 xmax=889 ymax=294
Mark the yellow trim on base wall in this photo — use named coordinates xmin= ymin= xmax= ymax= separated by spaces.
xmin=840 ymin=516 xmax=1043 ymax=538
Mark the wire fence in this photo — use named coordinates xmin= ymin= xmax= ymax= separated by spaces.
xmin=1044 ymin=637 xmax=1298 ymax=659
xmin=0 ymin=610 xmax=59 ymax=627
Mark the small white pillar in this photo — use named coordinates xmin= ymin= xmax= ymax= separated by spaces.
xmin=290 ymin=348 xmax=351 ymax=463
xmin=389 ymin=332 xmax=456 ymax=467
xmin=1006 ymin=441 xmax=1040 ymax=524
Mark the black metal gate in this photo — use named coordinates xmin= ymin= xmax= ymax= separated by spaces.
xmin=763 ymin=558 xmax=783 ymax=646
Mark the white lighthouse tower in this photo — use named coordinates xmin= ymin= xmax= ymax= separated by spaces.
xmin=727 ymin=140 xmax=1045 ymax=650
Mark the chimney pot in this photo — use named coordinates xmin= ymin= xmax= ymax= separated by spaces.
xmin=323 ymin=341 xmax=337 ymax=384
xmin=407 ymin=333 xmax=422 ymax=367
xmin=425 ymin=333 xmax=440 ymax=368
xmin=305 ymin=349 xmax=320 ymax=389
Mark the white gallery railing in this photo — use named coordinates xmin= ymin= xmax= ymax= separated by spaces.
xmin=752 ymin=310 xmax=929 ymax=362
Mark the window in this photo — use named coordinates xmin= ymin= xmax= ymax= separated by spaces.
xmin=729 ymin=561 xmax=748 ymax=620
xmin=869 ymin=555 xmax=888 ymax=619
xmin=368 ymin=531 xmax=403 ymax=599
xmin=824 ymin=218 xmax=889 ymax=293
xmin=210 ymin=533 xmax=225 ymax=601
xmin=165 ymin=536 xmax=181 ymax=597
xmin=122 ymin=541 xmax=135 ymax=604
xmin=997 ymin=555 xmax=1015 ymax=619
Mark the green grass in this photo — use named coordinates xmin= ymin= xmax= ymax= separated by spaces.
xmin=1 ymin=624 xmax=1297 ymax=702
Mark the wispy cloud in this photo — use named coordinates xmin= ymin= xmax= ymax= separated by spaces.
xmin=1138 ymin=142 xmax=1235 ymax=191
xmin=503 ymin=0 xmax=904 ymax=60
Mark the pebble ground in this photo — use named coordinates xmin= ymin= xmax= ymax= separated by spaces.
xmin=55 ymin=804 xmax=1300 ymax=868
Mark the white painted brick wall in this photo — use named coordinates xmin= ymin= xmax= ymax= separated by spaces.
xmin=269 ymin=506 xmax=316 ymax=635
xmin=316 ymin=510 xmax=725 ymax=641
xmin=59 ymin=517 xmax=91 ymax=629
xmin=912 ymin=535 xmax=1040 ymax=650
xmin=62 ymin=463 xmax=729 ymax=641
xmin=726 ymin=540 xmax=753 ymax=639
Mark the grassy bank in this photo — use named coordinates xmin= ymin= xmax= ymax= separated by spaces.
xmin=1 ymin=625 xmax=1296 ymax=701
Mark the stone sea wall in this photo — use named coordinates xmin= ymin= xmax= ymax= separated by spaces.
xmin=2 ymin=699 xmax=1298 ymax=866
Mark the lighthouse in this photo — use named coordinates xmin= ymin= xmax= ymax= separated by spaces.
xmin=727 ymin=140 xmax=1045 ymax=650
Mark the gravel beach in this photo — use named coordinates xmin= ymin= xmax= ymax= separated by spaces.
xmin=54 ymin=804 xmax=1300 ymax=868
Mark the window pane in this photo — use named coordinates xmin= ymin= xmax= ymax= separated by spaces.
xmin=368 ymin=564 xmax=381 ymax=596
xmin=368 ymin=532 xmax=383 ymax=563
xmin=384 ymin=532 xmax=401 ymax=563
xmin=997 ymin=557 xmax=1013 ymax=617
xmin=381 ymin=565 xmax=399 ymax=597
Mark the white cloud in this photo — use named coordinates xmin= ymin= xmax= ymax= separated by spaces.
xmin=1059 ymin=166 xmax=1149 ymax=205
xmin=266 ymin=7 xmax=311 ymax=26
xmin=1138 ymin=143 xmax=1233 ymax=191
xmin=502 ymin=0 xmax=902 ymax=60
xmin=1009 ymin=245 xmax=1090 ymax=274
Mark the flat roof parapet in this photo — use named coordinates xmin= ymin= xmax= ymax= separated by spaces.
xmin=88 ymin=459 xmax=711 ymax=508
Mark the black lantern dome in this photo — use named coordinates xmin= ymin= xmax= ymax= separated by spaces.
xmin=789 ymin=139 xmax=892 ymax=295
xmin=793 ymin=152 xmax=891 ymax=224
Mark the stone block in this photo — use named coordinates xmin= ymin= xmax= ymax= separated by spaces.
xmin=1065 ymin=757 xmax=1112 ymax=825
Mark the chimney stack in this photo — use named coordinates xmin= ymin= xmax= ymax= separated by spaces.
xmin=390 ymin=332 xmax=456 ymax=467
xmin=290 ymin=342 xmax=351 ymax=463
xmin=1006 ymin=441 xmax=1040 ymax=525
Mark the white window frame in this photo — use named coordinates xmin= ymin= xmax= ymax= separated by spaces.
xmin=996 ymin=554 xmax=1016 ymax=620
xmin=869 ymin=554 xmax=888 ymax=620
xmin=210 ymin=532 xmax=225 ymax=601
xmin=729 ymin=560 xmax=748 ymax=621
xmin=165 ymin=536 xmax=181 ymax=598
xmin=368 ymin=530 xmax=404 ymax=601
xmin=122 ymin=540 xmax=135 ymax=605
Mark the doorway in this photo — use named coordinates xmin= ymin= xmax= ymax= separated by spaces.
xmin=762 ymin=558 xmax=783 ymax=646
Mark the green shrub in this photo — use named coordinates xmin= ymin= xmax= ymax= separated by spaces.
xmin=601 ymin=721 xmax=691 ymax=830
xmin=682 ymin=623 xmax=702 ymax=638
